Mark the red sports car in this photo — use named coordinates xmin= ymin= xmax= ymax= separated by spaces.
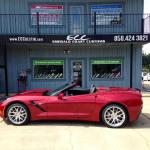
xmin=0 ymin=82 xmax=143 ymax=128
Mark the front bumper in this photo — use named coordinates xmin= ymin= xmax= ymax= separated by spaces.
xmin=0 ymin=100 xmax=6 ymax=118
xmin=0 ymin=104 xmax=4 ymax=118
xmin=0 ymin=96 xmax=9 ymax=114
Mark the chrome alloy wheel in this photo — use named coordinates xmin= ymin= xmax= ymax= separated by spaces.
xmin=8 ymin=104 xmax=28 ymax=125
xmin=103 ymin=105 xmax=126 ymax=128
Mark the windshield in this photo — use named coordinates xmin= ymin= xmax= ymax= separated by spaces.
xmin=45 ymin=82 xmax=78 ymax=96
xmin=46 ymin=84 xmax=69 ymax=96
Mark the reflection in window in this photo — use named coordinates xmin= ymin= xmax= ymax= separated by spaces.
xmin=91 ymin=59 xmax=122 ymax=79
xmin=33 ymin=60 xmax=64 ymax=79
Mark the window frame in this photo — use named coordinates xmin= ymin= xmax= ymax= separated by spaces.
xmin=90 ymin=58 xmax=124 ymax=81
xmin=32 ymin=59 xmax=65 ymax=80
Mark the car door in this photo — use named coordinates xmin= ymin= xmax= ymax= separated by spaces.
xmin=46 ymin=94 xmax=96 ymax=120
xmin=63 ymin=94 xmax=96 ymax=118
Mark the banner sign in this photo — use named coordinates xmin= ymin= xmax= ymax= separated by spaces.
xmin=91 ymin=4 xmax=123 ymax=25
xmin=91 ymin=59 xmax=122 ymax=65
xmin=6 ymin=34 xmax=150 ymax=44
xmin=31 ymin=4 xmax=63 ymax=25
xmin=33 ymin=60 xmax=64 ymax=65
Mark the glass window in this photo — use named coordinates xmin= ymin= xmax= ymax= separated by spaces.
xmin=91 ymin=59 xmax=122 ymax=79
xmin=91 ymin=4 xmax=123 ymax=25
xmin=31 ymin=4 xmax=64 ymax=25
xmin=33 ymin=60 xmax=64 ymax=79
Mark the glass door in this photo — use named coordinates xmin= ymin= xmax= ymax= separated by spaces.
xmin=69 ymin=6 xmax=84 ymax=34
xmin=71 ymin=60 xmax=85 ymax=87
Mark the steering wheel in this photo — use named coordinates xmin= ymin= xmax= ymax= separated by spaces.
xmin=90 ymin=84 xmax=96 ymax=94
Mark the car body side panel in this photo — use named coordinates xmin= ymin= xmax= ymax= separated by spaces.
xmin=45 ymin=94 xmax=97 ymax=120
xmin=0 ymin=88 xmax=143 ymax=123
xmin=95 ymin=91 xmax=143 ymax=122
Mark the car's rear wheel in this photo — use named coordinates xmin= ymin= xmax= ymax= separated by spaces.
xmin=6 ymin=103 xmax=29 ymax=125
xmin=102 ymin=104 xmax=128 ymax=128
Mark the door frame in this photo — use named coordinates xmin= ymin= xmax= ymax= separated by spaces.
xmin=69 ymin=59 xmax=86 ymax=88
xmin=69 ymin=5 xmax=85 ymax=34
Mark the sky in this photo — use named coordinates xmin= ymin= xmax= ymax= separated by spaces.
xmin=143 ymin=0 xmax=150 ymax=54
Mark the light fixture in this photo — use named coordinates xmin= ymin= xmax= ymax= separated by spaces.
xmin=64 ymin=49 xmax=71 ymax=54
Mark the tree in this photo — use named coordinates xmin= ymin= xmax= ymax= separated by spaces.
xmin=142 ymin=53 xmax=150 ymax=72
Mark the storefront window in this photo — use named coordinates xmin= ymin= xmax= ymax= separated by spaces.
xmin=33 ymin=60 xmax=64 ymax=79
xmin=31 ymin=4 xmax=64 ymax=25
xmin=91 ymin=4 xmax=123 ymax=25
xmin=91 ymin=59 xmax=122 ymax=79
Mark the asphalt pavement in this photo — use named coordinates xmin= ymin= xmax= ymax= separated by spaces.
xmin=0 ymin=93 xmax=150 ymax=150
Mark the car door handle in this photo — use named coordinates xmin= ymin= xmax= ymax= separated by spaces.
xmin=38 ymin=102 xmax=44 ymax=105
xmin=62 ymin=98 xmax=67 ymax=100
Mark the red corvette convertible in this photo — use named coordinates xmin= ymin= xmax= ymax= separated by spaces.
xmin=0 ymin=82 xmax=142 ymax=128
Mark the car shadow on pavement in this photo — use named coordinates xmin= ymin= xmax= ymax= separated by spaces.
xmin=3 ymin=113 xmax=149 ymax=128
xmin=27 ymin=120 xmax=102 ymax=128
xmin=24 ymin=113 xmax=150 ymax=129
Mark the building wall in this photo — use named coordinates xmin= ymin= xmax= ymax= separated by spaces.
xmin=0 ymin=69 xmax=5 ymax=93
xmin=4 ymin=43 xmax=141 ymax=93
xmin=0 ymin=0 xmax=144 ymax=93
xmin=132 ymin=45 xmax=142 ymax=89
xmin=0 ymin=47 xmax=5 ymax=93
xmin=0 ymin=0 xmax=144 ymax=14
xmin=0 ymin=0 xmax=144 ymax=35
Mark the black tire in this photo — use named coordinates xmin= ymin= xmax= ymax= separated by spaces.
xmin=6 ymin=103 xmax=30 ymax=125
xmin=101 ymin=104 xmax=128 ymax=128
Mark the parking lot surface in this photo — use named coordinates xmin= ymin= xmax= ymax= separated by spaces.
xmin=0 ymin=93 xmax=150 ymax=150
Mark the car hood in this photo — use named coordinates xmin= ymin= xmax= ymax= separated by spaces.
xmin=13 ymin=88 xmax=52 ymax=96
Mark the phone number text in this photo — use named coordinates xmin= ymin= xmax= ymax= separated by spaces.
xmin=114 ymin=35 xmax=149 ymax=42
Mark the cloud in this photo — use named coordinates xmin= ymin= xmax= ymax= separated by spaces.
xmin=142 ymin=0 xmax=150 ymax=54
xmin=143 ymin=44 xmax=150 ymax=54
xmin=144 ymin=0 xmax=150 ymax=13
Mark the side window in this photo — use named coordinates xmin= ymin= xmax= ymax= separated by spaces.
xmin=33 ymin=60 xmax=64 ymax=79
xmin=91 ymin=59 xmax=123 ymax=79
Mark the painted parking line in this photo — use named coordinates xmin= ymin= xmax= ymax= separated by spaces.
xmin=142 ymin=114 xmax=150 ymax=120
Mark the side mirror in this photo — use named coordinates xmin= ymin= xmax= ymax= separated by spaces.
xmin=58 ymin=93 xmax=65 ymax=100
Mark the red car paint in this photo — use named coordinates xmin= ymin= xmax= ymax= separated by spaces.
xmin=0 ymin=83 xmax=143 ymax=123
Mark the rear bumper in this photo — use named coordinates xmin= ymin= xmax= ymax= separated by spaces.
xmin=137 ymin=105 xmax=143 ymax=119
xmin=129 ymin=105 xmax=143 ymax=122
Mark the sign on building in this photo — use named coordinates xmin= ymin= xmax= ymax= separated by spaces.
xmin=31 ymin=4 xmax=63 ymax=25
xmin=91 ymin=4 xmax=123 ymax=25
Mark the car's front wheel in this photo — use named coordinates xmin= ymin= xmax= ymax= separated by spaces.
xmin=102 ymin=104 xmax=128 ymax=128
xmin=6 ymin=103 xmax=30 ymax=125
